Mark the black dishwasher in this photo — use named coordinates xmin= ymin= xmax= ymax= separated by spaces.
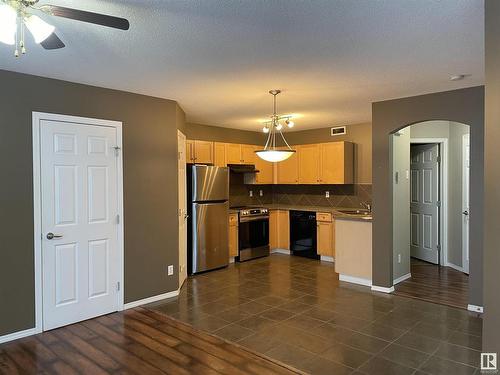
xmin=289 ymin=211 xmax=319 ymax=259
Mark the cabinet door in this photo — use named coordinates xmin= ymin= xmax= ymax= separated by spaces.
xmin=241 ymin=144 xmax=256 ymax=164
xmin=186 ymin=140 xmax=195 ymax=163
xmin=269 ymin=210 xmax=279 ymax=249
xmin=254 ymin=146 xmax=274 ymax=184
xmin=226 ymin=143 xmax=242 ymax=164
xmin=320 ymin=142 xmax=353 ymax=184
xmin=229 ymin=214 xmax=239 ymax=257
xmin=298 ymin=144 xmax=320 ymax=184
xmin=277 ymin=148 xmax=298 ymax=184
xmin=194 ymin=140 xmax=214 ymax=164
xmin=317 ymin=221 xmax=334 ymax=257
xmin=214 ymin=142 xmax=227 ymax=167
xmin=277 ymin=210 xmax=290 ymax=250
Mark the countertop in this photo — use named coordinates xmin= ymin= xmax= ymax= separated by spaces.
xmin=229 ymin=204 xmax=372 ymax=222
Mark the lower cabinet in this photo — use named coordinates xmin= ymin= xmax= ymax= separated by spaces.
xmin=317 ymin=212 xmax=335 ymax=258
xmin=269 ymin=210 xmax=290 ymax=250
xmin=229 ymin=213 xmax=238 ymax=257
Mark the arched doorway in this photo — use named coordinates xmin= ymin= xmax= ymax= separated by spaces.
xmin=390 ymin=120 xmax=471 ymax=309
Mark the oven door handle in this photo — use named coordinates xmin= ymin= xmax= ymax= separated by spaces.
xmin=239 ymin=216 xmax=269 ymax=223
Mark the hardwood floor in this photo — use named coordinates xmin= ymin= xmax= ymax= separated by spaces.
xmin=0 ymin=308 xmax=299 ymax=374
xmin=394 ymin=258 xmax=469 ymax=309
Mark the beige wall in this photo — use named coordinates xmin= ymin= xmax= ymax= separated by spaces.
xmin=484 ymin=0 xmax=500 ymax=353
xmin=0 ymin=69 xmax=181 ymax=336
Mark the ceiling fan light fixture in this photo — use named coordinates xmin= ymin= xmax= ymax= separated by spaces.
xmin=0 ymin=4 xmax=17 ymax=45
xmin=25 ymin=15 xmax=55 ymax=44
xmin=286 ymin=119 xmax=294 ymax=128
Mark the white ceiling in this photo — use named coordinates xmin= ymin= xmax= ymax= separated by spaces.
xmin=0 ymin=0 xmax=484 ymax=131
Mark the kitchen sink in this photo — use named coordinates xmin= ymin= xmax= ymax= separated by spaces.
xmin=336 ymin=209 xmax=372 ymax=216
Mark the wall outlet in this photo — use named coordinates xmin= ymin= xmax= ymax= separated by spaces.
xmin=398 ymin=254 xmax=401 ymax=264
xmin=259 ymin=190 xmax=263 ymax=197
xmin=325 ymin=191 xmax=330 ymax=198
xmin=249 ymin=190 xmax=253 ymax=197
xmin=406 ymin=170 xmax=409 ymax=180
xmin=167 ymin=265 xmax=174 ymax=276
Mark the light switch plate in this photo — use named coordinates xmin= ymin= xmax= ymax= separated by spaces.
xmin=259 ymin=190 xmax=263 ymax=197
xmin=168 ymin=265 xmax=174 ymax=276
xmin=325 ymin=191 xmax=330 ymax=198
xmin=249 ymin=190 xmax=253 ymax=197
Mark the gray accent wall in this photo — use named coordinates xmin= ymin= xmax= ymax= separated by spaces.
xmin=372 ymin=87 xmax=484 ymax=307
xmin=484 ymin=0 xmax=500 ymax=353
xmin=0 ymin=70 xmax=181 ymax=336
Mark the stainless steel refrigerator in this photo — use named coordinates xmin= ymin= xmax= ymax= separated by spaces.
xmin=187 ymin=165 xmax=229 ymax=274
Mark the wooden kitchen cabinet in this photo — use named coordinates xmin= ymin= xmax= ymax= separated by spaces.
xmin=319 ymin=141 xmax=353 ymax=184
xmin=229 ymin=213 xmax=239 ymax=257
xmin=317 ymin=212 xmax=334 ymax=258
xmin=214 ymin=142 xmax=227 ymax=167
xmin=276 ymin=148 xmax=299 ymax=184
xmin=298 ymin=144 xmax=320 ymax=184
xmin=226 ymin=143 xmax=242 ymax=164
xmin=241 ymin=144 xmax=256 ymax=164
xmin=186 ymin=140 xmax=214 ymax=164
xmin=269 ymin=210 xmax=290 ymax=250
xmin=254 ymin=146 xmax=274 ymax=184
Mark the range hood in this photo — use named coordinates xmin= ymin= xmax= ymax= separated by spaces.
xmin=228 ymin=164 xmax=259 ymax=174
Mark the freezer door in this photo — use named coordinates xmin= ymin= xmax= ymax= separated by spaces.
xmin=192 ymin=165 xmax=229 ymax=202
xmin=192 ymin=201 xmax=229 ymax=273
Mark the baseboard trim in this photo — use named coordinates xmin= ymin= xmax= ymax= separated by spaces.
xmin=393 ymin=273 xmax=411 ymax=285
xmin=339 ymin=274 xmax=372 ymax=287
xmin=467 ymin=304 xmax=484 ymax=313
xmin=271 ymin=249 xmax=291 ymax=255
xmin=371 ymin=285 xmax=395 ymax=293
xmin=320 ymin=256 xmax=334 ymax=263
xmin=0 ymin=327 xmax=41 ymax=344
xmin=229 ymin=257 xmax=236 ymax=264
xmin=445 ymin=262 xmax=464 ymax=273
xmin=124 ymin=290 xmax=179 ymax=310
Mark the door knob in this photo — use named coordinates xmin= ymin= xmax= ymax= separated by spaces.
xmin=462 ymin=210 xmax=469 ymax=216
xmin=46 ymin=232 xmax=63 ymax=240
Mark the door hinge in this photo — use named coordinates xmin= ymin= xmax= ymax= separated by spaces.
xmin=437 ymin=244 xmax=441 ymax=250
xmin=114 ymin=146 xmax=121 ymax=157
xmin=116 ymin=282 xmax=121 ymax=291
xmin=436 ymin=201 xmax=441 ymax=207
xmin=116 ymin=214 xmax=120 ymax=224
xmin=436 ymin=156 xmax=441 ymax=163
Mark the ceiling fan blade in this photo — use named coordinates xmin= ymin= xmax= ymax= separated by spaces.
xmin=40 ymin=32 xmax=65 ymax=50
xmin=40 ymin=5 xmax=130 ymax=30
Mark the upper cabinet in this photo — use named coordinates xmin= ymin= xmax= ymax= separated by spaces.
xmin=277 ymin=146 xmax=299 ymax=184
xmin=241 ymin=145 xmax=256 ymax=164
xmin=186 ymin=140 xmax=214 ymax=164
xmin=253 ymin=146 xmax=274 ymax=184
xmin=319 ymin=141 xmax=353 ymax=184
xmin=214 ymin=142 xmax=226 ymax=167
xmin=222 ymin=143 xmax=256 ymax=165
xmin=298 ymin=144 xmax=320 ymax=184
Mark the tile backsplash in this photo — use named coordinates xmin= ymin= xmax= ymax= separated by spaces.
xmin=229 ymin=172 xmax=372 ymax=208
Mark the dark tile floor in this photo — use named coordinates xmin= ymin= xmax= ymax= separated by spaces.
xmin=147 ymin=254 xmax=483 ymax=375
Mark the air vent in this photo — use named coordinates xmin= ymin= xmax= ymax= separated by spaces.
xmin=331 ymin=126 xmax=346 ymax=136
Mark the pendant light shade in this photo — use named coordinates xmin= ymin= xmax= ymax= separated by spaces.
xmin=25 ymin=15 xmax=55 ymax=44
xmin=0 ymin=4 xmax=17 ymax=45
xmin=255 ymin=89 xmax=297 ymax=163
xmin=255 ymin=149 xmax=295 ymax=162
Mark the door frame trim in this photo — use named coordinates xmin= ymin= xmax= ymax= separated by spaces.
xmin=410 ymin=138 xmax=448 ymax=266
xmin=32 ymin=112 xmax=124 ymax=334
xmin=462 ymin=133 xmax=470 ymax=274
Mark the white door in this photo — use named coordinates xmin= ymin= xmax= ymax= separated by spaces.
xmin=462 ymin=134 xmax=470 ymax=274
xmin=178 ymin=131 xmax=188 ymax=288
xmin=410 ymin=143 xmax=440 ymax=264
xmin=40 ymin=119 xmax=120 ymax=330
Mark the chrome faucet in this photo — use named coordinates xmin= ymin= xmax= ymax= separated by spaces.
xmin=360 ymin=202 xmax=372 ymax=213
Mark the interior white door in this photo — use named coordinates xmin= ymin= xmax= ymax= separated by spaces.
xmin=410 ymin=143 xmax=440 ymax=264
xmin=462 ymin=134 xmax=470 ymax=274
xmin=178 ymin=131 xmax=188 ymax=288
xmin=41 ymin=119 xmax=120 ymax=330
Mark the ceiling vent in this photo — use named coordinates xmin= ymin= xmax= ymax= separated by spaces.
xmin=331 ymin=126 xmax=346 ymax=136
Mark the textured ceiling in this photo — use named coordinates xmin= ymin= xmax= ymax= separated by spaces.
xmin=0 ymin=0 xmax=484 ymax=131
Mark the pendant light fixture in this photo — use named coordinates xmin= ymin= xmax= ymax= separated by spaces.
xmin=255 ymin=90 xmax=296 ymax=162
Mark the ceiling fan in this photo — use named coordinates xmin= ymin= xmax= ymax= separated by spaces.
xmin=0 ymin=0 xmax=130 ymax=57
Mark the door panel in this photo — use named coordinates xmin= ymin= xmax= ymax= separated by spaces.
xmin=277 ymin=148 xmax=298 ymax=184
xmin=410 ymin=143 xmax=439 ymax=264
xmin=194 ymin=140 xmax=213 ymax=164
xmin=226 ymin=143 xmax=242 ymax=164
xmin=178 ymin=131 xmax=188 ymax=287
xmin=214 ymin=142 xmax=227 ymax=167
xmin=298 ymin=144 xmax=320 ymax=184
xmin=241 ymin=144 xmax=256 ymax=164
xmin=41 ymin=119 xmax=119 ymax=330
